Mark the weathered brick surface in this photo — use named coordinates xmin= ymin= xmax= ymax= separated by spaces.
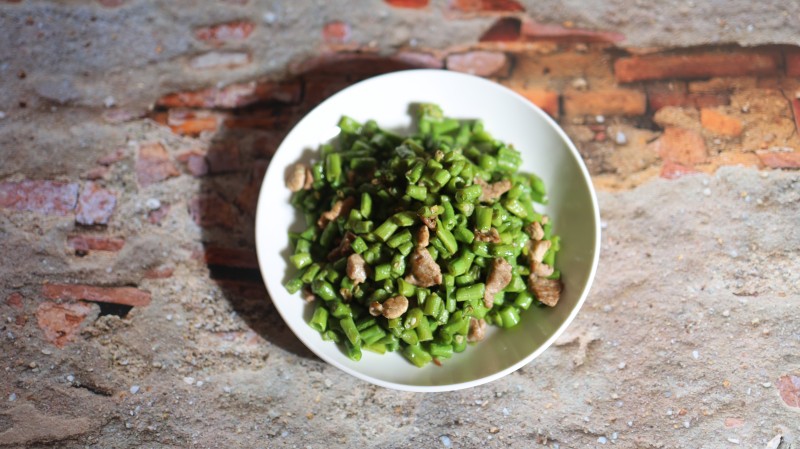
xmin=446 ymin=51 xmax=509 ymax=77
xmin=67 ymin=235 xmax=125 ymax=253
xmin=450 ymin=0 xmax=525 ymax=13
xmin=36 ymin=302 xmax=94 ymax=348
xmin=176 ymin=150 xmax=209 ymax=177
xmin=188 ymin=194 xmax=237 ymax=229
xmin=190 ymin=51 xmax=252 ymax=70
xmin=777 ymin=374 xmax=800 ymax=408
xmin=512 ymin=88 xmax=560 ymax=117
xmin=143 ymin=265 xmax=175 ymax=279
xmin=563 ymin=88 xmax=646 ymax=116
xmin=652 ymin=127 xmax=708 ymax=165
xmin=700 ymin=108 xmax=743 ymax=136
xmin=480 ymin=17 xmax=522 ymax=42
xmin=163 ymin=109 xmax=222 ymax=136
xmin=384 ymin=0 xmax=428 ymax=7
xmin=614 ymin=51 xmax=780 ymax=83
xmin=42 ymin=283 xmax=152 ymax=307
xmin=648 ymin=90 xmax=729 ymax=111
xmin=521 ymin=20 xmax=624 ymax=43
xmin=756 ymin=151 xmax=800 ymax=169
xmin=0 ymin=181 xmax=79 ymax=216
xmin=786 ymin=51 xmax=800 ymax=77
xmin=76 ymin=182 xmax=116 ymax=226
xmin=195 ymin=21 xmax=255 ymax=46
xmin=206 ymin=143 xmax=241 ymax=174
xmin=136 ymin=142 xmax=180 ymax=187
xmin=157 ymin=80 xmax=301 ymax=109
xmin=323 ymin=21 xmax=350 ymax=44
xmin=6 ymin=292 xmax=23 ymax=310
xmin=204 ymin=247 xmax=260 ymax=269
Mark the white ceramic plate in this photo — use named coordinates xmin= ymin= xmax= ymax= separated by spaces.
xmin=255 ymin=69 xmax=600 ymax=392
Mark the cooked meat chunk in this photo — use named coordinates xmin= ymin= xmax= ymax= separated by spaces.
xmin=525 ymin=221 xmax=545 ymax=241
xmin=346 ymin=253 xmax=368 ymax=285
xmin=475 ymin=177 xmax=512 ymax=202
xmin=328 ymin=231 xmax=356 ymax=261
xmin=302 ymin=287 xmax=315 ymax=303
xmin=484 ymin=258 xmax=512 ymax=308
xmin=467 ymin=318 xmax=487 ymax=342
xmin=368 ymin=301 xmax=383 ymax=317
xmin=381 ymin=295 xmax=409 ymax=319
xmin=474 ymin=227 xmax=501 ymax=243
xmin=528 ymin=275 xmax=562 ymax=307
xmin=286 ymin=163 xmax=309 ymax=192
xmin=420 ymin=215 xmax=436 ymax=230
xmin=417 ymin=225 xmax=430 ymax=248
xmin=405 ymin=247 xmax=442 ymax=287
xmin=530 ymin=239 xmax=551 ymax=264
xmin=317 ymin=196 xmax=355 ymax=228
xmin=303 ymin=166 xmax=314 ymax=190
xmin=532 ymin=261 xmax=554 ymax=277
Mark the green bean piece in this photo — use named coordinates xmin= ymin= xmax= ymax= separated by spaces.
xmin=284 ymin=277 xmax=303 ymax=294
xmin=455 ymin=184 xmax=482 ymax=204
xmin=360 ymin=192 xmax=372 ymax=218
xmin=322 ymin=330 xmax=341 ymax=343
xmin=374 ymin=219 xmax=399 ymax=242
xmin=340 ymin=317 xmax=361 ymax=346
xmin=404 ymin=307 xmax=424 ymax=330
xmin=452 ymin=334 xmax=467 ymax=353
xmin=453 ymin=226 xmax=475 ymax=244
xmin=402 ymin=343 xmax=432 ymax=367
xmin=351 ymin=237 xmax=368 ymax=254
xmin=441 ymin=196 xmax=457 ymax=230
xmin=423 ymin=293 xmax=443 ymax=317
xmin=374 ymin=263 xmax=392 ymax=281
xmin=406 ymin=184 xmax=427 ymax=201
xmin=498 ymin=305 xmax=521 ymax=328
xmin=399 ymin=328 xmax=419 ymax=346
xmin=435 ymin=219 xmax=458 ymax=255
xmin=397 ymin=241 xmax=414 ymax=256
xmin=392 ymin=211 xmax=417 ymax=227
xmin=344 ymin=339 xmax=362 ymax=361
xmin=514 ymin=290 xmax=534 ymax=310
xmin=330 ymin=301 xmax=351 ymax=319
xmin=312 ymin=279 xmax=337 ymax=302
xmin=456 ymin=283 xmax=485 ymax=302
xmin=289 ymin=253 xmax=312 ymax=269
xmin=309 ymin=306 xmax=329 ymax=332
xmin=301 ymin=263 xmax=321 ymax=283
xmin=360 ymin=325 xmax=387 ymax=345
xmin=429 ymin=342 xmax=453 ymax=359
xmin=447 ymin=250 xmax=475 ymax=276
xmin=386 ymin=229 xmax=412 ymax=249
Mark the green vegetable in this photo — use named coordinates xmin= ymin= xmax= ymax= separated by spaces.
xmin=287 ymin=104 xmax=562 ymax=367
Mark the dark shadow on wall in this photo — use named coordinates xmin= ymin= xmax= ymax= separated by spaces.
xmin=175 ymin=55 xmax=442 ymax=360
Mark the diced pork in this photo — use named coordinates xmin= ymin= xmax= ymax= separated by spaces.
xmin=286 ymin=163 xmax=308 ymax=192
xmin=525 ymin=221 xmax=545 ymax=241
xmin=346 ymin=253 xmax=368 ymax=285
xmin=484 ymin=258 xmax=512 ymax=308
xmin=475 ymin=177 xmax=512 ymax=202
xmin=317 ymin=196 xmax=355 ymax=228
xmin=467 ymin=318 xmax=486 ymax=342
xmin=381 ymin=295 xmax=409 ymax=319
xmin=530 ymin=239 xmax=551 ymax=264
xmin=417 ymin=225 xmax=430 ymax=248
xmin=528 ymin=275 xmax=562 ymax=307
xmin=405 ymin=247 xmax=442 ymax=287
xmin=474 ymin=228 xmax=501 ymax=243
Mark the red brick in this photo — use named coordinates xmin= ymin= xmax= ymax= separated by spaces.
xmin=756 ymin=151 xmax=800 ymax=169
xmin=166 ymin=109 xmax=222 ymax=136
xmin=143 ymin=265 xmax=175 ymax=279
xmin=480 ymin=17 xmax=522 ymax=42
xmin=188 ymin=194 xmax=237 ymax=229
xmin=204 ymin=247 xmax=259 ymax=269
xmin=76 ymin=182 xmax=116 ymax=225
xmin=147 ymin=203 xmax=171 ymax=224
xmin=195 ymin=20 xmax=255 ymax=46
xmin=450 ymin=0 xmax=524 ymax=12
xmin=43 ymin=283 xmax=152 ymax=307
xmin=136 ymin=142 xmax=179 ymax=187
xmin=323 ymin=21 xmax=350 ymax=44
xmin=189 ymin=51 xmax=251 ymax=70
xmin=660 ymin=161 xmax=699 ymax=180
xmin=653 ymin=127 xmax=708 ymax=165
xmin=792 ymin=98 xmax=800 ymax=136
xmin=614 ymin=51 xmax=780 ymax=83
xmin=83 ymin=166 xmax=108 ymax=181
xmin=223 ymin=114 xmax=292 ymax=130
xmin=777 ymin=374 xmax=800 ymax=408
xmin=563 ymin=88 xmax=646 ymax=116
xmin=97 ymin=148 xmax=126 ymax=166
xmin=521 ymin=20 xmax=624 ymax=44
xmin=700 ymin=108 xmax=743 ymax=137
xmin=235 ymin=160 xmax=269 ymax=214
xmin=6 ymin=292 xmax=23 ymax=310
xmin=786 ymin=50 xmax=800 ymax=77
xmin=176 ymin=150 xmax=209 ymax=177
xmin=384 ymin=0 xmax=429 ymax=8
xmin=724 ymin=417 xmax=745 ymax=428
xmin=513 ymin=88 xmax=560 ymax=117
xmin=446 ymin=51 xmax=509 ymax=77
xmin=67 ymin=235 xmax=125 ymax=253
xmin=0 ymin=180 xmax=78 ymax=216
xmin=36 ymin=302 xmax=93 ymax=348
xmin=156 ymin=80 xmax=301 ymax=109
xmin=206 ymin=142 xmax=241 ymax=173
xmin=648 ymin=91 xmax=729 ymax=112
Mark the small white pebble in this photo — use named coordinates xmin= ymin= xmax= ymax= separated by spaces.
xmin=595 ymin=115 xmax=605 ymax=124
xmin=600 ymin=220 xmax=608 ymax=229
xmin=627 ymin=421 xmax=633 ymax=427
xmin=684 ymin=420 xmax=691 ymax=428
xmin=263 ymin=11 xmax=277 ymax=24
xmin=703 ymin=188 xmax=711 ymax=196
xmin=597 ymin=436 xmax=608 ymax=444
xmin=166 ymin=314 xmax=173 ymax=321
xmin=618 ymin=362 xmax=626 ymax=370
xmin=130 ymin=385 xmax=140 ymax=394
xmin=223 ymin=386 xmax=232 ymax=393
xmin=611 ymin=432 xmax=618 ymax=440
xmin=145 ymin=198 xmax=161 ymax=211
xmin=323 ymin=378 xmax=333 ymax=388
xmin=667 ymin=409 xmax=673 ymax=416
xmin=615 ymin=131 xmax=627 ymax=145
xmin=440 ymin=435 xmax=452 ymax=448
xmin=722 ymin=310 xmax=730 ymax=317
xmin=183 ymin=376 xmax=195 ymax=385
xmin=727 ymin=437 xmax=740 ymax=444
xmin=692 ymin=350 xmax=699 ymax=360
xmin=66 ymin=375 xmax=75 ymax=382
xmin=746 ymin=24 xmax=754 ymax=32
xmin=281 ymin=430 xmax=289 ymax=438
xmin=0 ymin=111 xmax=6 ymax=119
xmin=103 ymin=96 xmax=115 ymax=108
xmin=41 ymin=349 xmax=52 ymax=355
xmin=602 ymin=305 xmax=613 ymax=313
xmin=762 ymin=382 xmax=772 ymax=388
xmin=502 ymin=407 xmax=510 ymax=417
xmin=8 ymin=393 xmax=16 ymax=402
xmin=196 ymin=380 xmax=204 ymax=387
